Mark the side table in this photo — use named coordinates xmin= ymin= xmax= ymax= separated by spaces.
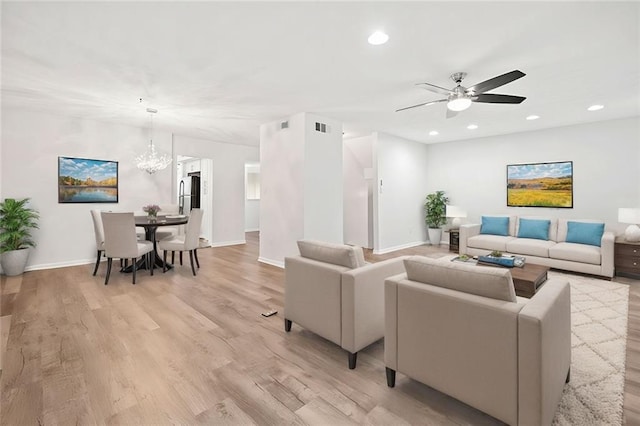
xmin=615 ymin=238 xmax=640 ymax=279
xmin=449 ymin=229 xmax=460 ymax=253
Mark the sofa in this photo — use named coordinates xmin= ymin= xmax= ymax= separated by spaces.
xmin=460 ymin=215 xmax=614 ymax=278
xmin=284 ymin=240 xmax=408 ymax=369
xmin=384 ymin=256 xmax=571 ymax=426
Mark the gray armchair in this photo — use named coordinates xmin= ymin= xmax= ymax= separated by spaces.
xmin=284 ymin=240 xmax=407 ymax=369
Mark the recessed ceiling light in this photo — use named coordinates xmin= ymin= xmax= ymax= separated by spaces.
xmin=467 ymin=124 xmax=478 ymax=130
xmin=526 ymin=115 xmax=540 ymax=120
xmin=429 ymin=130 xmax=439 ymax=136
xmin=588 ymin=104 xmax=604 ymax=111
xmin=368 ymin=31 xmax=389 ymax=45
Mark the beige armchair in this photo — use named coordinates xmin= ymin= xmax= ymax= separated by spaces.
xmin=384 ymin=256 xmax=571 ymax=426
xmin=284 ymin=240 xmax=407 ymax=369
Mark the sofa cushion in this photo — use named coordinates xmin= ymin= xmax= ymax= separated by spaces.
xmin=297 ymin=240 xmax=366 ymax=269
xmin=481 ymin=216 xmax=510 ymax=236
xmin=467 ymin=235 xmax=515 ymax=252
xmin=565 ymin=221 xmax=605 ymax=247
xmin=516 ymin=216 xmax=558 ymax=241
xmin=517 ymin=218 xmax=551 ymax=241
xmin=549 ymin=242 xmax=601 ymax=265
xmin=506 ymin=238 xmax=556 ymax=258
xmin=403 ymin=256 xmax=517 ymax=302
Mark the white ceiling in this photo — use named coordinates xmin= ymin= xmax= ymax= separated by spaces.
xmin=2 ymin=1 xmax=639 ymax=147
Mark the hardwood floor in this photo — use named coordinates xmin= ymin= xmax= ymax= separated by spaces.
xmin=1 ymin=232 xmax=637 ymax=425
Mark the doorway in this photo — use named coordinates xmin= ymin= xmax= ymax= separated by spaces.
xmin=176 ymin=155 xmax=213 ymax=246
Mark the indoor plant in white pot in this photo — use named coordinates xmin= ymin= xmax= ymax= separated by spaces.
xmin=425 ymin=190 xmax=448 ymax=245
xmin=0 ymin=198 xmax=39 ymax=276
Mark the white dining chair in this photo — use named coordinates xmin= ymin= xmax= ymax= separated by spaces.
xmin=158 ymin=208 xmax=204 ymax=276
xmin=90 ymin=209 xmax=105 ymax=276
xmin=156 ymin=204 xmax=181 ymax=241
xmin=101 ymin=212 xmax=154 ymax=285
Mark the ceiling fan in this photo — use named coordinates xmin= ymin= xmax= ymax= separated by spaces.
xmin=396 ymin=70 xmax=526 ymax=118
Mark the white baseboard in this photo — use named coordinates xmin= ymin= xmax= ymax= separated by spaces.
xmin=373 ymin=240 xmax=427 ymax=255
xmin=209 ymin=240 xmax=246 ymax=248
xmin=22 ymin=258 xmax=95 ymax=272
xmin=244 ymin=228 xmax=260 ymax=232
xmin=258 ymin=257 xmax=284 ymax=269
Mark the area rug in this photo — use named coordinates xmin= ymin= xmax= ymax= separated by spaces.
xmin=551 ymin=271 xmax=629 ymax=425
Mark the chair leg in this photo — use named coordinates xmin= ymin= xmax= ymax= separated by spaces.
xmin=132 ymin=257 xmax=137 ymax=284
xmin=163 ymin=250 xmax=168 ymax=273
xmin=105 ymin=258 xmax=112 ymax=285
xmin=93 ymin=250 xmax=102 ymax=276
xmin=348 ymin=352 xmax=357 ymax=369
xmin=149 ymin=252 xmax=154 ymax=276
xmin=171 ymin=251 xmax=175 ymax=264
xmin=284 ymin=319 xmax=292 ymax=332
xmin=180 ymin=251 xmax=183 ymax=265
xmin=194 ymin=249 xmax=200 ymax=268
xmin=386 ymin=367 xmax=396 ymax=387
xmin=566 ymin=368 xmax=571 ymax=383
xmin=189 ymin=250 xmax=196 ymax=276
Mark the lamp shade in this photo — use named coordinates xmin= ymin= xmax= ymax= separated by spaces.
xmin=446 ymin=205 xmax=467 ymax=218
xmin=618 ymin=208 xmax=640 ymax=224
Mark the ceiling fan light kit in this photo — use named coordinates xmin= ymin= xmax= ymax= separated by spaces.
xmin=397 ymin=69 xmax=527 ymax=118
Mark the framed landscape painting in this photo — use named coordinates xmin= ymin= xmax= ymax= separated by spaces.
xmin=507 ymin=161 xmax=573 ymax=208
xmin=58 ymin=157 xmax=118 ymax=203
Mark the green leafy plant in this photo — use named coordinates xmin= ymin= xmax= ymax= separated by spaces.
xmin=424 ymin=190 xmax=449 ymax=229
xmin=0 ymin=198 xmax=40 ymax=253
xmin=490 ymin=250 xmax=503 ymax=257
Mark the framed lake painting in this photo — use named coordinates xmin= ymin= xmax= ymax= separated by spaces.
xmin=58 ymin=157 xmax=118 ymax=203
xmin=507 ymin=161 xmax=573 ymax=208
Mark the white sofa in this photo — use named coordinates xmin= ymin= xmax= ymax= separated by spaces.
xmin=460 ymin=216 xmax=614 ymax=278
xmin=384 ymin=256 xmax=571 ymax=425
xmin=284 ymin=240 xmax=408 ymax=369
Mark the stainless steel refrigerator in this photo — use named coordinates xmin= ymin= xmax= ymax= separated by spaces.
xmin=178 ymin=174 xmax=201 ymax=214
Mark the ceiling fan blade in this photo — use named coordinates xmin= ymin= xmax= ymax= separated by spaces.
xmin=472 ymin=94 xmax=526 ymax=104
xmin=416 ymin=82 xmax=452 ymax=96
xmin=466 ymin=70 xmax=525 ymax=95
xmin=446 ymin=108 xmax=459 ymax=119
xmin=396 ymin=98 xmax=447 ymax=112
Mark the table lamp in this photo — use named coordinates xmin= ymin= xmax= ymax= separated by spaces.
xmin=618 ymin=208 xmax=640 ymax=242
xmin=446 ymin=205 xmax=467 ymax=228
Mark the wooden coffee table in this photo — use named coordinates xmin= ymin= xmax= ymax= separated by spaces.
xmin=477 ymin=261 xmax=549 ymax=298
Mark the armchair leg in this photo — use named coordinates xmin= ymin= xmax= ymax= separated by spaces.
xmin=105 ymin=258 xmax=113 ymax=285
xmin=93 ymin=250 xmax=102 ymax=276
xmin=348 ymin=352 xmax=358 ymax=370
xmin=284 ymin=318 xmax=292 ymax=332
xmin=566 ymin=368 xmax=571 ymax=383
xmin=386 ymin=367 xmax=396 ymax=388
xmin=189 ymin=250 xmax=197 ymax=276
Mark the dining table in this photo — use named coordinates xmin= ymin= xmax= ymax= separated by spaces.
xmin=122 ymin=215 xmax=189 ymax=272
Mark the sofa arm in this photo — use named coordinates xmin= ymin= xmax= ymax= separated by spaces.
xmin=518 ymin=279 xmax=571 ymax=426
xmin=459 ymin=224 xmax=481 ymax=255
xmin=600 ymin=231 xmax=615 ymax=278
xmin=341 ymin=257 xmax=409 ymax=353
xmin=284 ymin=256 xmax=349 ymax=345
xmin=383 ymin=273 xmax=405 ymax=371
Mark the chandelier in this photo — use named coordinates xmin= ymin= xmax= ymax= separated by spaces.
xmin=135 ymin=108 xmax=172 ymax=174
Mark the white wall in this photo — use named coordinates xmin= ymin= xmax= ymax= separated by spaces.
xmin=1 ymin=108 xmax=173 ymax=271
xmin=424 ymin=117 xmax=640 ymax=235
xmin=373 ymin=132 xmax=430 ymax=254
xmin=172 ymin=135 xmax=258 ymax=247
xmin=343 ymin=135 xmax=374 ymax=248
xmin=245 ymin=163 xmax=260 ymax=231
xmin=259 ymin=112 xmax=343 ymax=267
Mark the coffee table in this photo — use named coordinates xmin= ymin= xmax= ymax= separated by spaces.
xmin=480 ymin=261 xmax=549 ymax=298
xmin=451 ymin=256 xmax=550 ymax=298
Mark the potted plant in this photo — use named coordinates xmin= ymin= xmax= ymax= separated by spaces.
xmin=0 ymin=198 xmax=39 ymax=276
xmin=425 ymin=190 xmax=448 ymax=245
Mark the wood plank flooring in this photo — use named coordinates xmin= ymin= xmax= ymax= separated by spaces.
xmin=1 ymin=232 xmax=638 ymax=425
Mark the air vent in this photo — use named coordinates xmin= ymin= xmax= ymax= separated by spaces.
xmin=280 ymin=121 xmax=289 ymax=129
xmin=315 ymin=122 xmax=328 ymax=133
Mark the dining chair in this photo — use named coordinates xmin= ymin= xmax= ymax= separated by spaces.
xmin=101 ymin=212 xmax=154 ymax=285
xmin=156 ymin=204 xmax=181 ymax=241
xmin=90 ymin=209 xmax=105 ymax=276
xmin=158 ymin=208 xmax=204 ymax=276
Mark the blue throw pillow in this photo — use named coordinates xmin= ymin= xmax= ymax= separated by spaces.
xmin=565 ymin=221 xmax=605 ymax=247
xmin=517 ymin=218 xmax=550 ymax=240
xmin=480 ymin=216 xmax=509 ymax=236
